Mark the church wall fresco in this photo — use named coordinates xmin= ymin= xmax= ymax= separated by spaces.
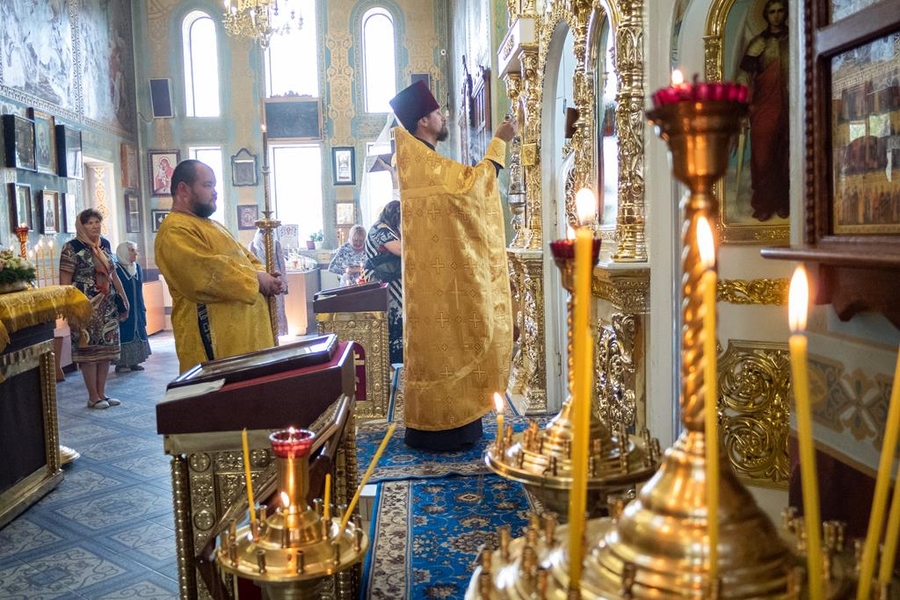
xmin=0 ymin=0 xmax=137 ymax=254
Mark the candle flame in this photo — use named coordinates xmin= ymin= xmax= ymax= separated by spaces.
xmin=493 ymin=392 xmax=504 ymax=414
xmin=697 ymin=216 xmax=715 ymax=270
xmin=280 ymin=491 xmax=290 ymax=508
xmin=672 ymin=69 xmax=684 ymax=85
xmin=566 ymin=225 xmax=576 ymax=240
xmin=261 ymin=123 xmax=267 ymax=133
xmin=788 ymin=266 xmax=809 ymax=333
xmin=574 ymin=188 xmax=596 ymax=225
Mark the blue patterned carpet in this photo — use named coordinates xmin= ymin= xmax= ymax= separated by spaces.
xmin=363 ymin=475 xmax=533 ymax=600
xmin=0 ymin=334 xmax=180 ymax=599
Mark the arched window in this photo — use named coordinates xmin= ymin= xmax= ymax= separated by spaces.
xmin=265 ymin=0 xmax=318 ymax=97
xmin=182 ymin=11 xmax=220 ymax=117
xmin=362 ymin=7 xmax=396 ymax=113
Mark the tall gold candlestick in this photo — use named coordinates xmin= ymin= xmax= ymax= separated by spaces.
xmin=788 ymin=267 xmax=824 ymax=600
xmin=259 ymin=121 xmax=280 ymax=346
xmin=324 ymin=473 xmax=331 ymax=525
xmin=698 ymin=216 xmax=719 ymax=581
xmin=862 ymin=345 xmax=900 ymax=594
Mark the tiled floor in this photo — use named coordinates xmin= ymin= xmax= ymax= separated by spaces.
xmin=0 ymin=333 xmax=181 ymax=599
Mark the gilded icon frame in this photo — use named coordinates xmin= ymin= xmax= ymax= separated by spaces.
xmin=704 ymin=0 xmax=791 ymax=244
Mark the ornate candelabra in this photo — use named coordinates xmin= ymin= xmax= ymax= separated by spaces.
xmin=468 ymin=90 xmax=864 ymax=599
xmin=216 ymin=429 xmax=368 ymax=599
xmin=258 ymin=126 xmax=281 ymax=346
xmin=485 ymin=237 xmax=659 ymax=517
xmin=222 ymin=0 xmax=302 ymax=48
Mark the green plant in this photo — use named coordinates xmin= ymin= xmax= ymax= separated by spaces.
xmin=0 ymin=249 xmax=36 ymax=285
xmin=310 ymin=230 xmax=324 ymax=242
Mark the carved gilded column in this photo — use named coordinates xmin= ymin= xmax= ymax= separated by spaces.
xmin=569 ymin=0 xmax=594 ymax=192
xmin=611 ymin=0 xmax=647 ymax=262
xmin=505 ymin=72 xmax=528 ymax=250
xmin=519 ymin=46 xmax=543 ymax=250
xmin=591 ymin=268 xmax=650 ymax=432
xmin=171 ymin=455 xmax=197 ymax=600
xmin=507 ymin=251 xmax=528 ymax=396
xmin=519 ymin=249 xmax=547 ymax=414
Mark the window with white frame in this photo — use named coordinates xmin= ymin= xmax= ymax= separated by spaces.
xmin=182 ymin=11 xmax=221 ymax=117
xmin=188 ymin=146 xmax=225 ymax=224
xmin=265 ymin=0 xmax=319 ymax=97
xmin=362 ymin=8 xmax=396 ymax=113
xmin=360 ymin=141 xmax=393 ymax=228
xmin=270 ymin=144 xmax=323 ymax=241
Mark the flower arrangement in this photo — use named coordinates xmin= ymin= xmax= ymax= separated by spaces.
xmin=0 ymin=249 xmax=36 ymax=285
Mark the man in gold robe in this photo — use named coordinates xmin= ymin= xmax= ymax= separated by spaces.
xmin=389 ymin=81 xmax=515 ymax=451
xmin=155 ymin=160 xmax=284 ymax=373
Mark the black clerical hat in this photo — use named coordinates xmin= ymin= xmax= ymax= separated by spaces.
xmin=389 ymin=80 xmax=440 ymax=131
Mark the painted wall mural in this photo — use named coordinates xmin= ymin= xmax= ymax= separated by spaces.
xmin=0 ymin=0 xmax=136 ymax=137
xmin=81 ymin=0 xmax=136 ymax=131
xmin=0 ymin=0 xmax=75 ymax=111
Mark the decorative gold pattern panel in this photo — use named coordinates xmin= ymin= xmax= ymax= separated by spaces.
xmin=717 ymin=278 xmax=789 ymax=306
xmin=718 ymin=340 xmax=791 ymax=486
xmin=317 ymin=310 xmax=390 ymax=420
xmin=594 ymin=313 xmax=640 ymax=431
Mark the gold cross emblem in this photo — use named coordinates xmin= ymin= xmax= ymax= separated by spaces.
xmin=431 ymin=258 xmax=445 ymax=274
xmin=436 ymin=312 xmax=449 ymax=328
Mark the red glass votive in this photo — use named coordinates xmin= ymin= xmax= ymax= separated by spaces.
xmin=269 ymin=428 xmax=315 ymax=459
xmin=549 ymin=237 xmax=602 ymax=262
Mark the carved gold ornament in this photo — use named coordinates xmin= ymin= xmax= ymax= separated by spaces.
xmin=718 ymin=339 xmax=791 ymax=486
xmin=717 ymin=278 xmax=789 ymax=305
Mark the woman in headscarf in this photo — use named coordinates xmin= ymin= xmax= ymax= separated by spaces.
xmin=363 ymin=200 xmax=403 ymax=363
xmin=248 ymin=228 xmax=289 ymax=337
xmin=113 ymin=241 xmax=151 ymax=372
xmin=59 ymin=209 xmax=129 ymax=409
xmin=327 ymin=225 xmax=367 ymax=284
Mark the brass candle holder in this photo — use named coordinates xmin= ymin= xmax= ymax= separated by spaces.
xmin=216 ymin=429 xmax=368 ymax=598
xmin=485 ymin=238 xmax=660 ymax=517
xmin=467 ymin=97 xmax=862 ymax=600
xmin=258 ymin=126 xmax=281 ymax=346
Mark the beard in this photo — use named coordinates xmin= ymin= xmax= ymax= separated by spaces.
xmin=190 ymin=192 xmax=216 ymax=218
xmin=436 ymin=125 xmax=449 ymax=142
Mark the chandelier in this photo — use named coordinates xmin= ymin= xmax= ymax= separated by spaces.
xmin=222 ymin=0 xmax=303 ymax=48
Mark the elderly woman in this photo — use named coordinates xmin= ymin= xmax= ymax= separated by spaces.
xmin=363 ymin=202 xmax=402 ymax=363
xmin=328 ymin=225 xmax=367 ymax=284
xmin=59 ymin=209 xmax=129 ymax=409
xmin=114 ymin=242 xmax=151 ymax=372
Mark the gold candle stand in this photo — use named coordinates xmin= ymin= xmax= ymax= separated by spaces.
xmin=258 ymin=127 xmax=281 ymax=346
xmin=216 ymin=429 xmax=368 ymax=599
xmin=484 ymin=239 xmax=659 ymax=517
xmin=467 ymin=100 xmax=864 ymax=599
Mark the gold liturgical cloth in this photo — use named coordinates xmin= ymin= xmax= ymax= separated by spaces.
xmin=395 ymin=127 xmax=512 ymax=431
xmin=0 ymin=285 xmax=91 ymax=355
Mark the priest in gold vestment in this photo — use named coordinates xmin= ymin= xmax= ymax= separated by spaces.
xmin=155 ymin=160 xmax=285 ymax=373
xmin=390 ymin=81 xmax=516 ymax=451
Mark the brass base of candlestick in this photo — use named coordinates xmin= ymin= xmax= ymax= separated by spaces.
xmin=484 ymin=404 xmax=658 ymax=517
xmin=465 ymin=505 xmax=860 ymax=599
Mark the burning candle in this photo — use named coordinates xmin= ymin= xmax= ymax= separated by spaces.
xmin=48 ymin=240 xmax=55 ymax=284
xmin=788 ymin=267 xmax=824 ymax=600
xmin=697 ymin=216 xmax=719 ymax=580
xmin=340 ymin=423 xmax=396 ymax=532
xmin=567 ymin=188 xmax=596 ymax=592
xmin=494 ymin=393 xmax=505 ymax=451
xmin=241 ymin=428 xmax=258 ymax=526
xmin=36 ymin=239 xmax=45 ymax=285
xmin=860 ymin=344 xmax=900 ymax=596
